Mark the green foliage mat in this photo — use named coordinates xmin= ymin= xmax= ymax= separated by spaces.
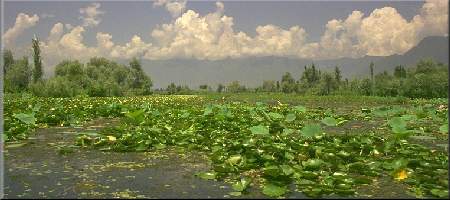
xmin=3 ymin=95 xmax=448 ymax=198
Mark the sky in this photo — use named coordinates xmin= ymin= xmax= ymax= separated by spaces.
xmin=2 ymin=0 xmax=448 ymax=71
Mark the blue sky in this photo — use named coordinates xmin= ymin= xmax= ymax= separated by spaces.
xmin=5 ymin=1 xmax=424 ymax=46
xmin=2 ymin=0 xmax=447 ymax=67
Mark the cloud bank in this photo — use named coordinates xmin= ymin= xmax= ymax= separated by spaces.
xmin=3 ymin=0 xmax=448 ymax=70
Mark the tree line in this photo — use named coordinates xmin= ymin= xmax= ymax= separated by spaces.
xmin=252 ymin=60 xmax=448 ymax=98
xmin=3 ymin=37 xmax=152 ymax=97
xmin=3 ymin=37 xmax=447 ymax=99
xmin=165 ymin=60 xmax=448 ymax=99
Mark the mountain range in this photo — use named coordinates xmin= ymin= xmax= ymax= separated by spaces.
xmin=140 ymin=36 xmax=448 ymax=89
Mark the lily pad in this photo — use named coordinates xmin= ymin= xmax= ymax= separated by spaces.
xmin=321 ymin=117 xmax=337 ymax=126
xmin=195 ymin=172 xmax=217 ymax=180
xmin=294 ymin=105 xmax=306 ymax=113
xmin=285 ymin=113 xmax=296 ymax=122
xmin=262 ymin=183 xmax=287 ymax=197
xmin=13 ymin=113 xmax=36 ymax=125
xmin=231 ymin=178 xmax=250 ymax=192
xmin=439 ymin=123 xmax=448 ymax=134
xmin=301 ymin=124 xmax=322 ymax=138
xmin=249 ymin=125 xmax=269 ymax=135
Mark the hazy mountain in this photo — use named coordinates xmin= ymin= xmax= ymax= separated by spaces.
xmin=140 ymin=36 xmax=448 ymax=89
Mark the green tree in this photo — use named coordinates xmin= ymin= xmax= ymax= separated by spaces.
xmin=227 ymin=81 xmax=245 ymax=93
xmin=217 ymin=84 xmax=225 ymax=93
xmin=262 ymin=80 xmax=276 ymax=92
xmin=4 ymin=57 xmax=31 ymax=92
xmin=369 ymin=61 xmax=374 ymax=96
xmin=31 ymin=57 xmax=153 ymax=97
xmin=3 ymin=49 xmax=14 ymax=74
xmin=403 ymin=59 xmax=448 ymax=98
xmin=360 ymin=78 xmax=372 ymax=96
xmin=319 ymin=72 xmax=335 ymax=95
xmin=334 ymin=66 xmax=342 ymax=84
xmin=55 ymin=60 xmax=85 ymax=81
xmin=300 ymin=64 xmax=321 ymax=89
xmin=281 ymin=72 xmax=295 ymax=93
xmin=394 ymin=65 xmax=406 ymax=78
xmin=32 ymin=36 xmax=43 ymax=82
xmin=128 ymin=58 xmax=153 ymax=95
xmin=374 ymin=71 xmax=397 ymax=96
xmin=130 ymin=57 xmax=143 ymax=71
xmin=167 ymin=82 xmax=177 ymax=94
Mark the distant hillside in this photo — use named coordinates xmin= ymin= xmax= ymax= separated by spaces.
xmin=140 ymin=36 xmax=448 ymax=89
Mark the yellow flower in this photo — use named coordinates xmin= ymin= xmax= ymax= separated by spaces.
xmin=394 ymin=169 xmax=408 ymax=181
xmin=107 ymin=136 xmax=117 ymax=142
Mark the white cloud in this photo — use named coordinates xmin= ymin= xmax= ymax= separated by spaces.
xmin=14 ymin=0 xmax=449 ymax=71
xmin=40 ymin=25 xmax=97 ymax=70
xmin=47 ymin=22 xmax=64 ymax=43
xmin=415 ymin=0 xmax=448 ymax=38
xmin=358 ymin=7 xmax=419 ymax=56
xmin=145 ymin=2 xmax=310 ymax=60
xmin=2 ymin=13 xmax=39 ymax=47
xmin=154 ymin=0 xmax=187 ymax=18
xmin=79 ymin=3 xmax=105 ymax=27
xmin=146 ymin=3 xmax=250 ymax=60
xmin=312 ymin=11 xmax=364 ymax=59
xmin=111 ymin=35 xmax=153 ymax=59
xmin=145 ymin=0 xmax=448 ymax=60
xmin=303 ymin=0 xmax=447 ymax=58
xmin=96 ymin=32 xmax=114 ymax=52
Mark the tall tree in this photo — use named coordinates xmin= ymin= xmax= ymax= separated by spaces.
xmin=300 ymin=64 xmax=321 ymax=89
xmin=167 ymin=82 xmax=177 ymax=94
xmin=394 ymin=65 xmax=406 ymax=78
xmin=3 ymin=49 xmax=14 ymax=74
xmin=369 ymin=61 xmax=374 ymax=96
xmin=130 ymin=57 xmax=142 ymax=71
xmin=322 ymin=72 xmax=334 ymax=95
xmin=281 ymin=72 xmax=295 ymax=93
xmin=227 ymin=81 xmax=245 ymax=93
xmin=32 ymin=35 xmax=43 ymax=82
xmin=217 ymin=84 xmax=224 ymax=93
xmin=334 ymin=66 xmax=342 ymax=84
xmin=262 ymin=80 xmax=276 ymax=92
xmin=129 ymin=57 xmax=153 ymax=92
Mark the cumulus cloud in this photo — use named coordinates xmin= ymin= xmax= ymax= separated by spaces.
xmin=318 ymin=0 xmax=447 ymax=57
xmin=13 ymin=0 xmax=449 ymax=70
xmin=39 ymin=25 xmax=152 ymax=69
xmin=111 ymin=35 xmax=153 ymax=59
xmin=145 ymin=0 xmax=448 ymax=60
xmin=312 ymin=11 xmax=365 ymax=58
xmin=358 ymin=7 xmax=419 ymax=56
xmin=154 ymin=0 xmax=187 ymax=18
xmin=79 ymin=3 xmax=105 ymax=27
xmin=146 ymin=2 xmax=251 ymax=60
xmin=415 ymin=0 xmax=448 ymax=38
xmin=40 ymin=24 xmax=97 ymax=70
xmin=2 ymin=13 xmax=39 ymax=47
xmin=146 ymin=2 xmax=311 ymax=60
